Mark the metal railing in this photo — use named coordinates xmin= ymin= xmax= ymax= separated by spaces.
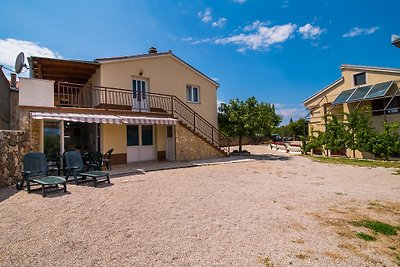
xmin=55 ymin=82 xmax=230 ymax=154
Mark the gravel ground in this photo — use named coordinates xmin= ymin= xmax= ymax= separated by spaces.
xmin=0 ymin=145 xmax=399 ymax=267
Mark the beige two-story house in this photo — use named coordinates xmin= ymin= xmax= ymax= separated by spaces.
xmin=17 ymin=48 xmax=229 ymax=165
xmin=304 ymin=64 xmax=400 ymax=158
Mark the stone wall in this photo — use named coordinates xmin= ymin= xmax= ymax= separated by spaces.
xmin=175 ymin=124 xmax=225 ymax=161
xmin=0 ymin=130 xmax=30 ymax=187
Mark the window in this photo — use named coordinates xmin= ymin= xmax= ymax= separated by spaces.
xmin=372 ymin=96 xmax=400 ymax=116
xmin=142 ymin=125 xmax=153 ymax=146
xmin=167 ymin=126 xmax=173 ymax=138
xmin=127 ymin=125 xmax=139 ymax=146
xmin=354 ymin=72 xmax=366 ymax=86
xmin=186 ymin=85 xmax=199 ymax=103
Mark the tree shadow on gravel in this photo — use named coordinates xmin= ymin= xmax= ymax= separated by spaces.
xmin=0 ymin=185 xmax=18 ymax=203
xmin=230 ymin=153 xmax=292 ymax=161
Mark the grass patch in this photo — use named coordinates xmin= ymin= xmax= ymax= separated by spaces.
xmin=259 ymin=256 xmax=274 ymax=267
xmin=352 ymin=220 xmax=398 ymax=236
xmin=309 ymin=155 xmax=400 ymax=169
xmin=356 ymin=232 xmax=376 ymax=241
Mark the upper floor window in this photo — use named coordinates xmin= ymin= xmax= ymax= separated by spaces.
xmin=186 ymin=85 xmax=199 ymax=103
xmin=354 ymin=72 xmax=366 ymax=86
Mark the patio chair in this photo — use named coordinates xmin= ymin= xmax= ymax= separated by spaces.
xmin=64 ymin=151 xmax=110 ymax=187
xmin=16 ymin=152 xmax=67 ymax=197
xmin=102 ymin=149 xmax=113 ymax=170
xmin=88 ymin=151 xmax=103 ymax=171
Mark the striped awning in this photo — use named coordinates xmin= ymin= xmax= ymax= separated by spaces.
xmin=120 ymin=116 xmax=177 ymax=125
xmin=31 ymin=112 xmax=177 ymax=125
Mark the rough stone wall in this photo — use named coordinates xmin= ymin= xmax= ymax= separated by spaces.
xmin=0 ymin=131 xmax=30 ymax=187
xmin=175 ymin=124 xmax=225 ymax=161
xmin=31 ymin=119 xmax=41 ymax=152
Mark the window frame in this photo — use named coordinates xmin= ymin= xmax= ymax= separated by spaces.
xmin=186 ymin=84 xmax=200 ymax=103
xmin=353 ymin=72 xmax=367 ymax=86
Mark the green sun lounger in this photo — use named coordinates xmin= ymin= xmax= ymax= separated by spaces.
xmin=17 ymin=152 xmax=67 ymax=197
xmin=64 ymin=151 xmax=110 ymax=187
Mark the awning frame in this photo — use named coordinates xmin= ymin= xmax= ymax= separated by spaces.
xmin=30 ymin=112 xmax=178 ymax=125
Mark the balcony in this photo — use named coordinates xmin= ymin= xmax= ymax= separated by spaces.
xmin=55 ymin=82 xmax=173 ymax=113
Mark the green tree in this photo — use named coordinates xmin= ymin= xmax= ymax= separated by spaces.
xmin=324 ymin=115 xmax=350 ymax=153
xmin=346 ymin=108 xmax=374 ymax=158
xmin=366 ymin=122 xmax=400 ymax=160
xmin=276 ymin=118 xmax=309 ymax=140
xmin=218 ymin=97 xmax=281 ymax=152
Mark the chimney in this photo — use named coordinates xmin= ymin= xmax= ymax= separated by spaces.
xmin=10 ymin=73 xmax=17 ymax=90
xmin=148 ymin=47 xmax=157 ymax=54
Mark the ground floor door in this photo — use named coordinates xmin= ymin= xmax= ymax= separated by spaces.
xmin=166 ymin=125 xmax=175 ymax=161
xmin=127 ymin=125 xmax=155 ymax=162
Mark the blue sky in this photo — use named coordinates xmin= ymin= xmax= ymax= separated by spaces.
xmin=1 ymin=0 xmax=399 ymax=124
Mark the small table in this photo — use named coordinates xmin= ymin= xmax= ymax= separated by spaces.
xmin=31 ymin=176 xmax=67 ymax=197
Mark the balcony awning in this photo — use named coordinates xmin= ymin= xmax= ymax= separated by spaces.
xmin=31 ymin=112 xmax=177 ymax=125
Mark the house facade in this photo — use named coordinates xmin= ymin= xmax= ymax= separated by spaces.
xmin=17 ymin=48 xmax=228 ymax=165
xmin=304 ymin=64 xmax=400 ymax=158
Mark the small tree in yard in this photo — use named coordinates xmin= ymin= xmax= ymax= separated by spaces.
xmin=324 ymin=115 xmax=350 ymax=154
xmin=346 ymin=108 xmax=374 ymax=158
xmin=218 ymin=97 xmax=281 ymax=152
xmin=366 ymin=122 xmax=400 ymax=160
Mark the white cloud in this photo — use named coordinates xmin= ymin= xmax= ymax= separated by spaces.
xmin=276 ymin=107 xmax=307 ymax=125
xmin=215 ymin=22 xmax=297 ymax=51
xmin=298 ymin=23 xmax=326 ymax=39
xmin=191 ymin=38 xmax=211 ymax=45
xmin=343 ymin=26 xmax=380 ymax=38
xmin=211 ymin=77 xmax=219 ymax=82
xmin=0 ymin=38 xmax=62 ymax=69
xmin=212 ymin=18 xmax=227 ymax=28
xmin=182 ymin=37 xmax=193 ymax=42
xmin=281 ymin=0 xmax=289 ymax=8
xmin=198 ymin=8 xmax=213 ymax=23
xmin=198 ymin=8 xmax=227 ymax=28
xmin=243 ymin=20 xmax=269 ymax=32
xmin=233 ymin=0 xmax=246 ymax=3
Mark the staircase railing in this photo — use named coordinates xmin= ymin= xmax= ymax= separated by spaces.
xmin=55 ymin=82 xmax=231 ymax=154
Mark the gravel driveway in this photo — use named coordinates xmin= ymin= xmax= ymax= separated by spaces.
xmin=0 ymin=146 xmax=399 ymax=266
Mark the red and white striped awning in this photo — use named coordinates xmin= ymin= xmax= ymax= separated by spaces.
xmin=30 ymin=112 xmax=177 ymax=125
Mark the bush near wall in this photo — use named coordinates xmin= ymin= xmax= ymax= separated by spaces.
xmin=0 ymin=131 xmax=30 ymax=187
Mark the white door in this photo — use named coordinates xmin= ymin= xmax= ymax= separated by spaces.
xmin=166 ymin=125 xmax=175 ymax=161
xmin=132 ymin=79 xmax=149 ymax=111
xmin=127 ymin=125 xmax=155 ymax=162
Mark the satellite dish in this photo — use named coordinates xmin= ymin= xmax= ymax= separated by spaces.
xmin=15 ymin=52 xmax=27 ymax=74
xmin=392 ymin=34 xmax=400 ymax=48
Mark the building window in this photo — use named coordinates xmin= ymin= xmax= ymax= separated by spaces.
xmin=186 ymin=85 xmax=199 ymax=103
xmin=372 ymin=96 xmax=400 ymax=116
xmin=127 ymin=125 xmax=139 ymax=146
xmin=354 ymin=72 xmax=366 ymax=86
xmin=142 ymin=125 xmax=153 ymax=146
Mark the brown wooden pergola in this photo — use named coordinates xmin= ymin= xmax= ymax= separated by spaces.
xmin=28 ymin=57 xmax=100 ymax=84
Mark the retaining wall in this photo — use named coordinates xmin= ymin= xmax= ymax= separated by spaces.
xmin=0 ymin=130 xmax=30 ymax=187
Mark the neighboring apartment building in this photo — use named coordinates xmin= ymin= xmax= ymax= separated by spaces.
xmin=304 ymin=64 xmax=400 ymax=157
xmin=17 ymin=48 xmax=228 ymax=165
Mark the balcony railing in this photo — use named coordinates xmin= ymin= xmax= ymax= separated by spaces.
xmin=55 ymin=82 xmax=230 ymax=154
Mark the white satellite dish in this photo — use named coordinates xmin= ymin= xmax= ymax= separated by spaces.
xmin=15 ymin=52 xmax=27 ymax=74
xmin=392 ymin=34 xmax=400 ymax=48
